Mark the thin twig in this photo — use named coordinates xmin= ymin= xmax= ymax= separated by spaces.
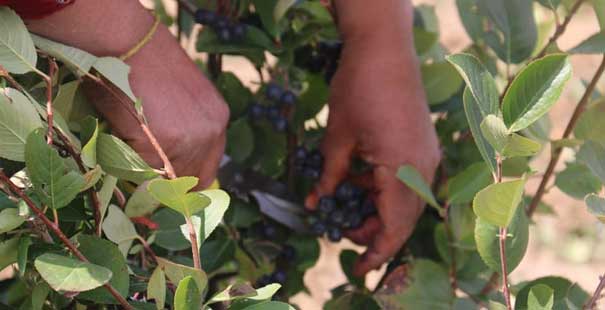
xmin=44 ymin=59 xmax=58 ymax=145
xmin=55 ymin=130 xmax=103 ymax=236
xmin=0 ymin=170 xmax=133 ymax=310
xmin=185 ymin=216 xmax=202 ymax=269
xmin=586 ymin=273 xmax=605 ymax=309
xmin=535 ymin=0 xmax=585 ymax=59
xmin=0 ymin=66 xmax=26 ymax=93
xmin=495 ymin=156 xmax=512 ymax=310
xmin=528 ymin=55 xmax=605 ymax=216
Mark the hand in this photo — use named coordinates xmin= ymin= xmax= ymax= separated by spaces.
xmin=82 ymin=26 xmax=229 ymax=188
xmin=305 ymin=38 xmax=440 ymax=276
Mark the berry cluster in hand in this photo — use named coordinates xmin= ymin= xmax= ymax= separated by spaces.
xmin=255 ymin=244 xmax=297 ymax=287
xmin=307 ymin=182 xmax=377 ymax=242
xmin=248 ymin=83 xmax=297 ymax=132
xmin=194 ymin=9 xmax=247 ymax=43
xmin=294 ymin=41 xmax=343 ymax=83
xmin=294 ymin=146 xmax=323 ymax=180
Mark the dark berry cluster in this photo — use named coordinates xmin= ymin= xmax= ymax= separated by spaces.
xmin=255 ymin=244 xmax=297 ymax=287
xmin=248 ymin=83 xmax=297 ymax=132
xmin=307 ymin=182 xmax=376 ymax=242
xmin=194 ymin=9 xmax=247 ymax=43
xmin=294 ymin=41 xmax=343 ymax=83
xmin=293 ymin=146 xmax=323 ymax=180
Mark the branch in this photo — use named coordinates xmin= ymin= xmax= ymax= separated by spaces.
xmin=494 ymin=156 xmax=512 ymax=310
xmin=44 ymin=58 xmax=58 ymax=145
xmin=535 ymin=0 xmax=585 ymax=59
xmin=586 ymin=273 xmax=605 ymax=309
xmin=185 ymin=216 xmax=202 ymax=269
xmin=0 ymin=170 xmax=133 ymax=310
xmin=528 ymin=55 xmax=605 ymax=216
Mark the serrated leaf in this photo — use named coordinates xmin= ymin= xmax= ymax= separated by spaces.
xmin=515 ymin=277 xmax=589 ymax=309
xmin=421 ymin=62 xmax=464 ymax=105
xmin=148 ymin=177 xmax=211 ymax=217
xmin=148 ymin=267 xmax=166 ymax=310
xmin=34 ymin=253 xmax=112 ymax=292
xmin=0 ymin=88 xmax=43 ymax=161
xmin=585 ymin=194 xmax=605 ymax=223
xmin=25 ymin=129 xmax=86 ymax=209
xmin=96 ymin=133 xmax=158 ymax=184
xmin=528 ymin=284 xmax=555 ymax=310
xmin=463 ymin=87 xmax=498 ymax=173
xmin=0 ymin=208 xmax=24 ymax=233
xmin=31 ymin=34 xmax=97 ymax=77
xmin=174 ymin=276 xmax=201 ymax=310
xmin=446 ymin=53 xmax=499 ymax=116
xmin=76 ymin=234 xmax=129 ymax=303
xmin=555 ymin=163 xmax=601 ymax=199
xmin=102 ymin=205 xmax=139 ymax=256
xmin=93 ymin=57 xmax=136 ymax=102
xmin=475 ymin=206 xmax=529 ymax=273
xmin=179 ymin=190 xmax=230 ymax=248
xmin=156 ymin=257 xmax=207 ymax=292
xmin=473 ymin=178 xmax=526 ymax=227
xmin=397 ymin=165 xmax=441 ymax=210
xmin=0 ymin=8 xmax=38 ymax=74
xmin=502 ymin=54 xmax=572 ymax=132
xmin=576 ymin=140 xmax=605 ymax=184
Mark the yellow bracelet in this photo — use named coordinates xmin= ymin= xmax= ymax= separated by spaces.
xmin=119 ymin=15 xmax=161 ymax=61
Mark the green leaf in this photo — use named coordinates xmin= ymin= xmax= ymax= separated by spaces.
xmin=151 ymin=208 xmax=190 ymax=251
xmin=207 ymin=282 xmax=257 ymax=304
xmin=537 ymin=0 xmax=562 ymax=9
xmin=31 ymin=34 xmax=97 ymax=77
xmin=0 ymin=88 xmax=43 ymax=161
xmin=156 ymin=257 xmax=207 ymax=293
xmin=240 ymin=301 xmax=295 ymax=310
xmin=147 ymin=177 xmax=211 ymax=217
xmin=480 ymin=114 xmax=509 ymax=152
xmin=574 ymin=102 xmax=605 ymax=145
xmin=414 ymin=28 xmax=439 ymax=56
xmin=226 ymin=118 xmax=254 ymax=163
xmin=102 ymin=205 xmax=139 ymax=256
xmin=502 ymin=54 xmax=572 ymax=132
xmin=0 ymin=208 xmax=24 ymax=233
xmin=475 ymin=206 xmax=529 ymax=273
xmin=31 ymin=282 xmax=51 ymax=310
xmin=473 ymin=178 xmax=525 ymax=227
xmin=174 ymin=276 xmax=201 ymax=310
xmin=374 ymin=259 xmax=453 ymax=309
xmin=555 ymin=163 xmax=601 ymax=199
xmin=478 ymin=0 xmax=537 ymax=63
xmin=179 ymin=189 xmax=229 ymax=247
xmin=501 ymin=134 xmax=542 ymax=158
xmin=576 ymin=140 xmax=605 ymax=184
xmin=569 ymin=32 xmax=605 ymax=54
xmin=585 ymin=194 xmax=605 ymax=223
xmin=125 ymin=184 xmax=160 ymax=217
xmin=514 ymin=277 xmax=589 ymax=309
xmin=294 ymin=73 xmax=330 ymax=126
xmin=96 ymin=133 xmax=158 ymax=184
xmin=0 ymin=8 xmax=38 ymax=74
xmin=25 ymin=128 xmax=86 ymax=209
xmin=217 ymin=72 xmax=253 ymax=118
xmin=80 ymin=117 xmax=99 ymax=168
xmin=76 ymin=234 xmax=130 ymax=303
xmin=528 ymin=284 xmax=555 ymax=310
xmin=421 ymin=62 xmax=464 ymax=105
xmin=446 ymin=53 xmax=499 ymax=116
xmin=463 ymin=87 xmax=497 ymax=172
xmin=199 ymin=239 xmax=236 ymax=273
xmin=251 ymin=0 xmax=280 ymax=37
xmin=147 ymin=267 xmax=166 ymax=310
xmin=397 ymin=165 xmax=441 ymax=210
xmin=0 ymin=236 xmax=19 ymax=271
xmin=340 ymin=250 xmax=364 ymax=288
xmin=93 ymin=57 xmax=136 ymax=102
xmin=34 ymin=253 xmax=112 ymax=292
xmin=17 ymin=236 xmax=31 ymax=277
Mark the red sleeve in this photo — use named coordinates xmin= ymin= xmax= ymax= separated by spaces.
xmin=0 ymin=0 xmax=75 ymax=19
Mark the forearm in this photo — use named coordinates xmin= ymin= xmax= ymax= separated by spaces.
xmin=24 ymin=0 xmax=156 ymax=56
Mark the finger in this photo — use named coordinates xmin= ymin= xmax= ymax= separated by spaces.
xmin=348 ymin=171 xmax=374 ymax=190
xmin=353 ymin=166 xmax=424 ymax=276
xmin=344 ymin=216 xmax=381 ymax=245
xmin=304 ymin=131 xmax=355 ymax=210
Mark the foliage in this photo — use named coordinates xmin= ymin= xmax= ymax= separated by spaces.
xmin=0 ymin=0 xmax=605 ymax=309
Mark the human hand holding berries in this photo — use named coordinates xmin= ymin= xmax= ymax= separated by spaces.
xmin=305 ymin=0 xmax=440 ymax=277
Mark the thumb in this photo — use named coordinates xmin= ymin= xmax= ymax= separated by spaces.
xmin=304 ymin=131 xmax=355 ymax=210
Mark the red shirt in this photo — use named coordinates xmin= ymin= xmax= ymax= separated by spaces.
xmin=0 ymin=0 xmax=74 ymax=19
